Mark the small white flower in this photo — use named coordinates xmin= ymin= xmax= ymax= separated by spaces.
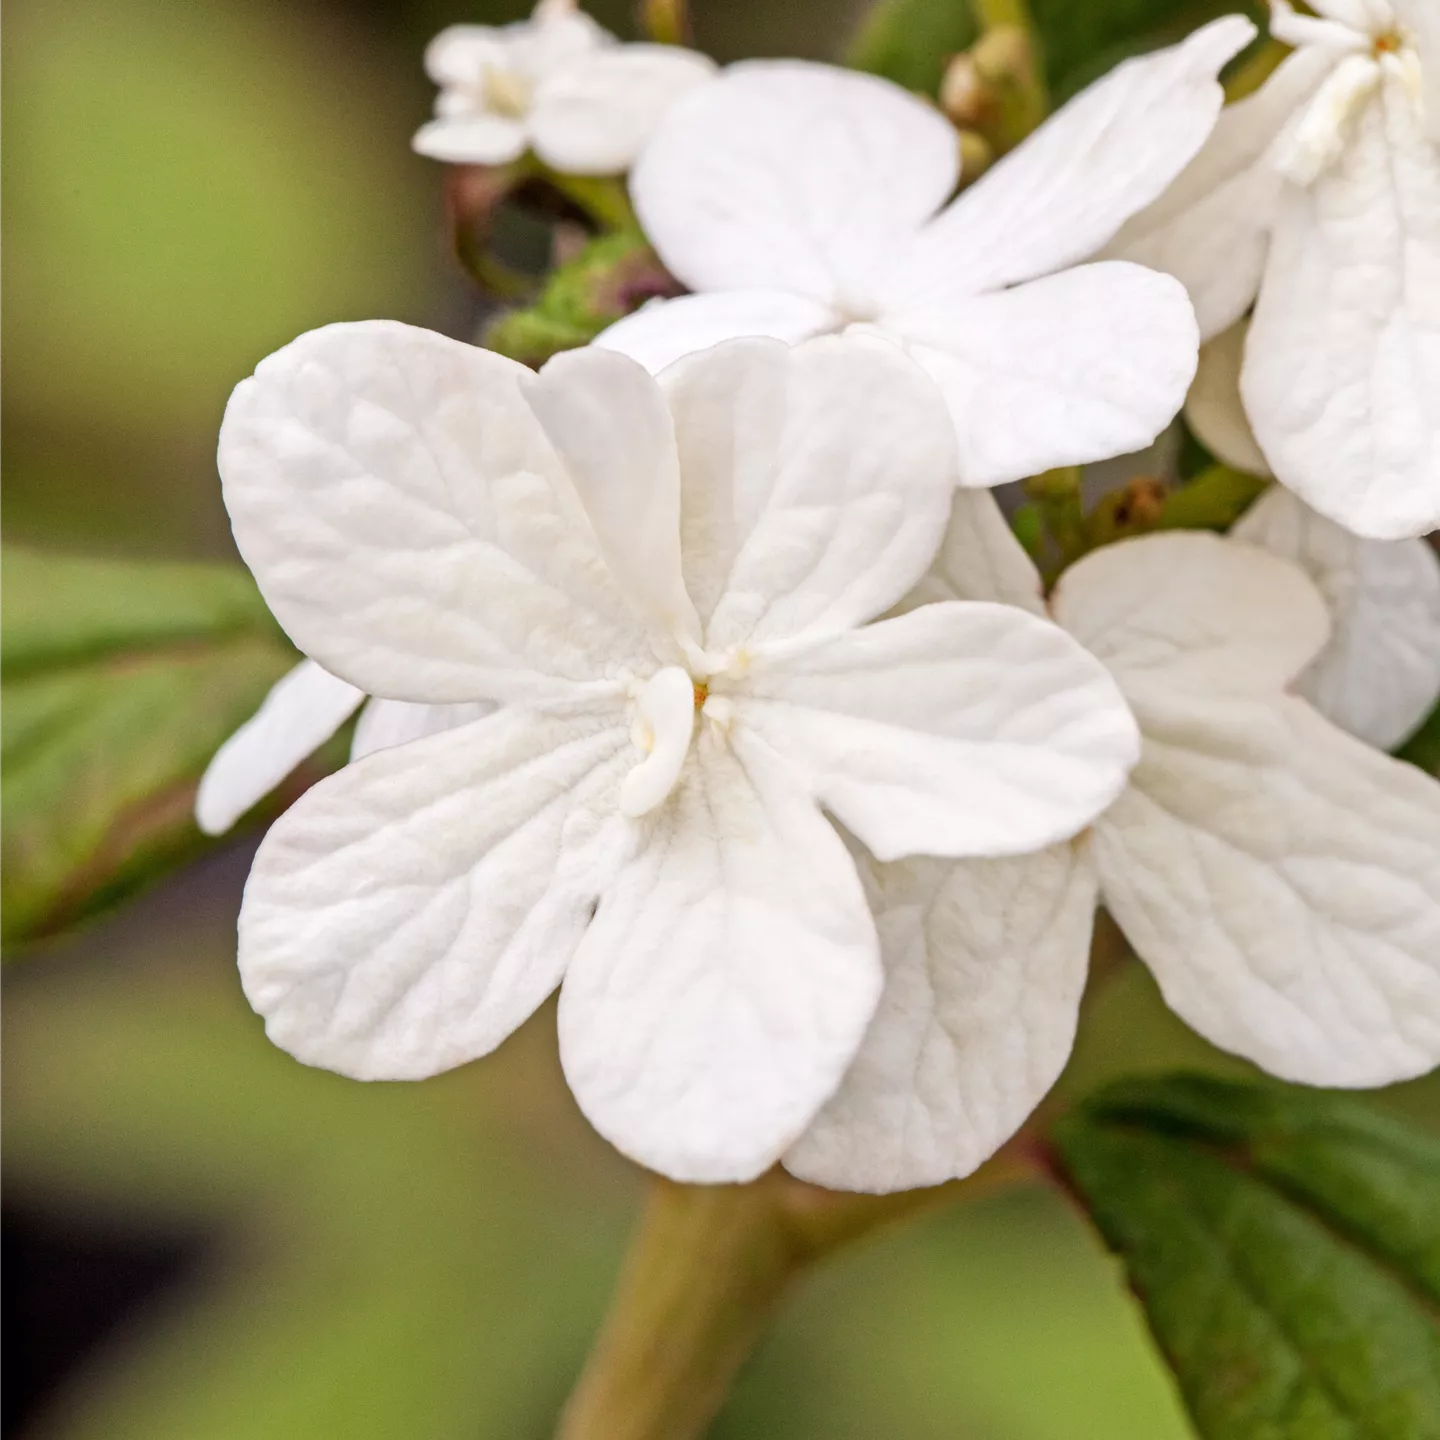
xmin=595 ymin=18 xmax=1257 ymax=487
xmin=412 ymin=0 xmax=715 ymax=175
xmin=194 ymin=659 xmax=492 ymax=836
xmin=1111 ymin=0 xmax=1440 ymax=539
xmin=216 ymin=322 xmax=1139 ymax=1183
xmin=1187 ymin=322 xmax=1440 ymax=751
xmin=790 ymin=494 xmax=1440 ymax=1193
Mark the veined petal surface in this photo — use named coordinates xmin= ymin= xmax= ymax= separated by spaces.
xmin=1242 ymin=88 xmax=1440 ymax=539
xmin=786 ymin=840 xmax=1096 ymax=1193
xmin=733 ymin=602 xmax=1139 ymax=863
xmin=661 ymin=336 xmax=957 ymax=649
xmin=1095 ymin=690 xmax=1440 ymax=1086
xmin=1052 ymin=532 xmax=1331 ymax=699
xmin=630 ymin=60 xmax=959 ymax=302
xmin=1234 ymin=486 xmax=1440 ymax=750
xmin=886 ymin=17 xmax=1255 ymax=309
xmin=219 ymin=321 xmax=658 ymax=704
xmin=558 ymin=733 xmax=881 ymax=1183
xmin=884 ymin=263 xmax=1198 ymax=488
xmin=238 ymin=706 xmax=633 ymax=1080
xmin=350 ymin=697 xmax=497 ymax=760
xmin=899 ymin=489 xmax=1046 ymax=617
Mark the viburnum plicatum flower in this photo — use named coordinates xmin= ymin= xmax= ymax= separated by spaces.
xmin=413 ymin=0 xmax=714 ymax=174
xmin=1185 ymin=322 xmax=1440 ymax=750
xmin=215 ymin=322 xmax=1140 ymax=1183
xmin=595 ymin=17 xmax=1257 ymax=487
xmin=1111 ymin=0 xmax=1440 ymax=539
xmin=194 ymin=661 xmax=492 ymax=836
xmin=797 ymin=492 xmax=1440 ymax=1193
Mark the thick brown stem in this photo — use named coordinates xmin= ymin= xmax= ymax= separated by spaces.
xmin=554 ymin=1147 xmax=1040 ymax=1440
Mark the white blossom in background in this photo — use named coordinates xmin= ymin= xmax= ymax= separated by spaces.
xmin=194 ymin=660 xmax=492 ymax=835
xmin=413 ymin=0 xmax=715 ymax=174
xmin=789 ymin=493 xmax=1440 ymax=1193
xmin=595 ymin=17 xmax=1257 ymax=487
xmin=215 ymin=321 xmax=1139 ymax=1184
xmin=1186 ymin=323 xmax=1440 ymax=751
xmin=1111 ymin=0 xmax=1440 ymax=539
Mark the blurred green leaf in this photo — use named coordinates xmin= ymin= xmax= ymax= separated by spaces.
xmin=844 ymin=0 xmax=979 ymax=96
xmin=1030 ymin=0 xmax=1265 ymax=98
xmin=2 ymin=546 xmax=294 ymax=946
xmin=1054 ymin=1074 xmax=1440 ymax=1440
xmin=1397 ymin=700 xmax=1440 ymax=778
xmin=484 ymin=231 xmax=680 ymax=368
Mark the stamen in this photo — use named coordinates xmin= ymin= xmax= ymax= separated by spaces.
xmin=621 ymin=668 xmax=698 ymax=818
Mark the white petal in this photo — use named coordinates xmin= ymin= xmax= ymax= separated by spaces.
xmin=423 ymin=25 xmax=508 ymax=88
xmin=529 ymin=46 xmax=717 ymax=176
xmin=786 ymin=840 xmax=1096 ymax=1193
xmin=900 ymin=489 xmax=1046 ymax=617
xmin=412 ymin=115 xmax=529 ymax=165
xmin=527 ymin=346 xmax=699 ymax=648
xmin=733 ymin=602 xmax=1139 ymax=863
xmin=1233 ymin=486 xmax=1440 ymax=749
xmin=558 ymin=732 xmax=882 ymax=1182
xmin=595 ymin=291 xmax=837 ymax=375
xmin=1096 ymin=690 xmax=1440 ymax=1086
xmin=238 ymin=706 xmax=633 ymax=1080
xmin=1393 ymin=0 xmax=1440 ymax=141
xmin=884 ymin=17 xmax=1256 ymax=311
xmin=1184 ymin=321 xmax=1272 ymax=475
xmin=350 ymin=698 xmax=496 ymax=760
xmin=630 ymin=59 xmax=959 ymax=303
xmin=1241 ymin=87 xmax=1440 ymax=539
xmin=195 ymin=661 xmax=363 ymax=836
xmin=882 ymin=262 xmax=1199 ymax=488
xmin=219 ymin=321 xmax=657 ymax=705
xmin=1052 ymin=531 xmax=1331 ymax=698
xmin=661 ymin=335 xmax=958 ymax=649
xmin=1107 ymin=46 xmax=1340 ymax=339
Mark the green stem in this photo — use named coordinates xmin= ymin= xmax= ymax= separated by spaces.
xmin=541 ymin=169 xmax=640 ymax=234
xmin=639 ymin=0 xmax=689 ymax=44
xmin=554 ymin=1147 xmax=1040 ymax=1440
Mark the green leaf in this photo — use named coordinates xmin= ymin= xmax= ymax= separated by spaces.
xmin=844 ymin=0 xmax=980 ymax=97
xmin=1030 ymin=0 xmax=1266 ymax=98
xmin=2 ymin=546 xmax=296 ymax=947
xmin=484 ymin=231 xmax=680 ymax=369
xmin=1397 ymin=700 xmax=1440 ymax=778
xmin=1053 ymin=1074 xmax=1440 ymax=1440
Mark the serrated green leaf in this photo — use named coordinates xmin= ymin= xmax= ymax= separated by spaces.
xmin=1031 ymin=0 xmax=1265 ymax=98
xmin=844 ymin=0 xmax=980 ymax=97
xmin=1054 ymin=1074 xmax=1440 ymax=1440
xmin=484 ymin=231 xmax=678 ymax=369
xmin=2 ymin=546 xmax=295 ymax=947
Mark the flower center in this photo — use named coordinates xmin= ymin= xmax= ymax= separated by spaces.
xmin=620 ymin=668 xmax=701 ymax=818
xmin=482 ymin=65 xmax=533 ymax=119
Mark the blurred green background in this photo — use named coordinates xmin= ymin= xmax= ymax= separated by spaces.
xmin=3 ymin=2 xmax=1434 ymax=1437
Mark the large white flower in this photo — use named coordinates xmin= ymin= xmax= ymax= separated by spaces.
xmin=1111 ymin=0 xmax=1440 ymax=539
xmin=1187 ymin=323 xmax=1440 ymax=751
xmin=413 ymin=0 xmax=715 ymax=174
xmin=216 ymin=322 xmax=1139 ymax=1184
xmin=790 ymin=494 xmax=1440 ymax=1193
xmin=594 ymin=18 xmax=1257 ymax=487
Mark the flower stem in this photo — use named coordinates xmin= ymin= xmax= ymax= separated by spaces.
xmin=554 ymin=1147 xmax=1041 ymax=1440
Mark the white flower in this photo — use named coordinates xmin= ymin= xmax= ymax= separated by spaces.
xmin=215 ymin=321 xmax=1139 ymax=1183
xmin=1187 ymin=322 xmax=1440 ymax=750
xmin=412 ymin=0 xmax=715 ymax=175
xmin=193 ymin=660 xmax=493 ymax=836
xmin=594 ymin=18 xmax=1257 ymax=487
xmin=1111 ymin=0 xmax=1440 ymax=540
xmin=790 ymin=494 xmax=1440 ymax=1193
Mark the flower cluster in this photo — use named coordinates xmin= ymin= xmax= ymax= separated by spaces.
xmin=203 ymin=1 xmax=1440 ymax=1191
